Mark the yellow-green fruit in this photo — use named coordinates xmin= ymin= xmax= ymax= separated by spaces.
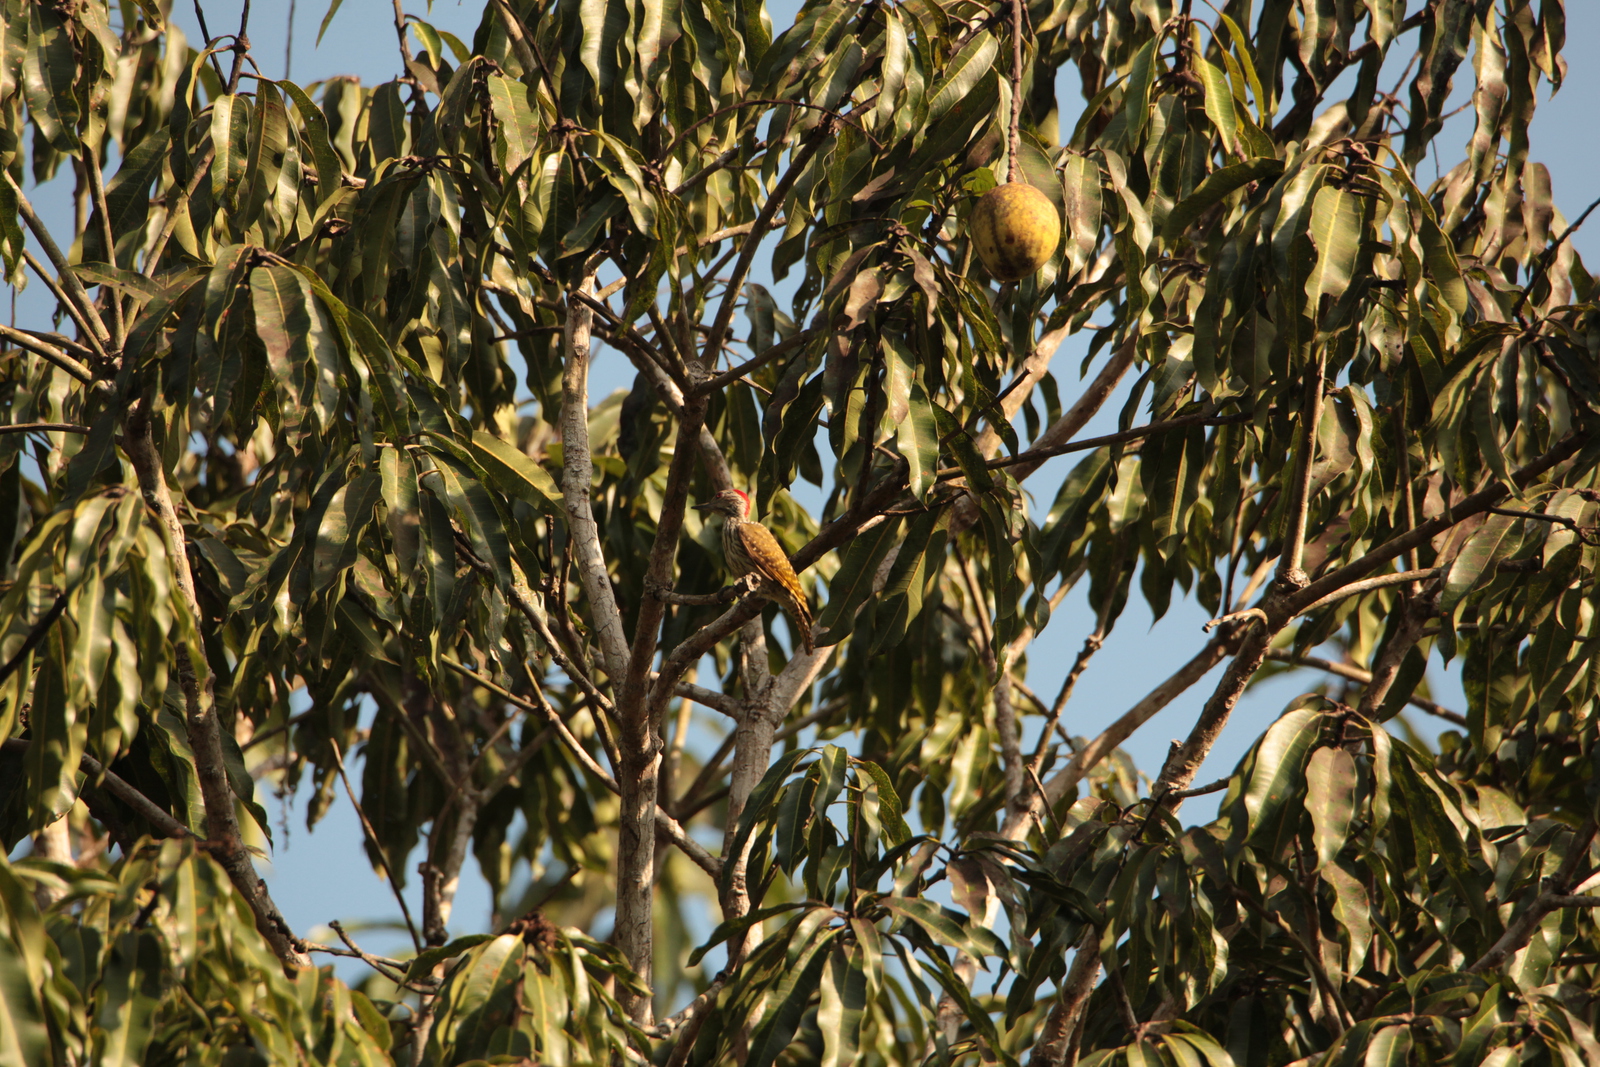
xmin=970 ymin=182 xmax=1061 ymax=282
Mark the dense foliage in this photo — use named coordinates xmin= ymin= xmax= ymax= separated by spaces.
xmin=2 ymin=0 xmax=1599 ymax=1065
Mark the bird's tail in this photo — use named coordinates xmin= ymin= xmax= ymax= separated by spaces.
xmin=780 ymin=587 xmax=815 ymax=654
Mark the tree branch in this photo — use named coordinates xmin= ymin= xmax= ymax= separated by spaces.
xmin=144 ymin=147 xmax=216 ymax=279
xmin=1029 ymin=928 xmax=1100 ymax=1067
xmin=83 ymin=142 xmax=125 ymax=351
xmin=1041 ymin=635 xmax=1230 ymax=809
xmin=992 ymin=335 xmax=1138 ymax=479
xmin=8 ymin=179 xmax=114 ymax=358
xmin=1263 ymin=650 xmax=1466 ymax=726
xmin=20 ymin=252 xmax=112 ymax=367
xmin=676 ymin=682 xmax=742 ymax=717
xmin=1290 ymin=430 xmax=1593 ymax=615
xmin=559 ymin=273 xmax=630 ymax=682
xmin=0 ymin=421 xmax=90 ymax=436
xmin=695 ymin=327 xmax=819 ymax=396
xmin=1511 ymin=193 xmax=1600 ymax=320
xmin=1152 ymin=626 xmax=1273 ymax=799
xmin=123 ymin=400 xmax=308 ymax=972
xmin=0 ymin=739 xmax=192 ymax=842
xmin=1295 ymin=567 xmax=1442 ymax=617
xmin=0 ymin=593 xmax=69 ymax=687
xmin=444 ymin=659 xmax=720 ymax=881
xmin=700 ymin=126 xmax=827 ymax=372
xmin=1468 ymin=820 xmax=1598 ymax=973
xmin=0 ymin=324 xmax=94 ymax=383
xmin=1355 ymin=581 xmax=1439 ymax=719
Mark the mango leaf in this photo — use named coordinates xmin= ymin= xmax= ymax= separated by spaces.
xmin=469 ymin=430 xmax=564 ymax=513
xmin=1244 ymin=706 xmax=1323 ymax=853
xmin=879 ymin=896 xmax=1007 ymax=966
xmin=1306 ymin=745 xmax=1356 ymax=869
xmin=1442 ymin=512 xmax=1518 ymax=616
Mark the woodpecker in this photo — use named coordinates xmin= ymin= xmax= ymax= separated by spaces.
xmin=693 ymin=489 xmax=815 ymax=654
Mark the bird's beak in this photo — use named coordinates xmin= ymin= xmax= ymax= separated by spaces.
xmin=691 ymin=501 xmax=712 ymax=512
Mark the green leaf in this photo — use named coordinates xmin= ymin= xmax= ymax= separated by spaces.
xmin=1160 ymin=157 xmax=1284 ymax=241
xmin=23 ymin=5 xmax=79 ymax=152
xmin=814 ymin=515 xmax=902 ymax=643
xmin=316 ymin=0 xmax=347 ymax=44
xmin=81 ymin=132 xmax=169 ymax=268
xmin=279 ymin=80 xmax=345 ymax=204
xmin=898 ymin=382 xmax=940 ymax=501
xmin=210 ymin=95 xmax=252 ymax=209
xmin=879 ymin=896 xmax=1006 ymax=966
xmin=926 ymin=34 xmax=998 ymax=125
xmin=1323 ymin=860 xmax=1372 ymax=975
xmin=743 ymin=928 xmax=839 ymax=1067
xmin=1304 ymin=185 xmax=1366 ymax=304
xmin=1364 ymin=1025 xmax=1413 ymax=1067
xmin=871 ymin=506 xmax=949 ymax=652
xmin=0 ymin=928 xmax=48 ymax=1067
xmin=817 ymin=944 xmax=869 ymax=1067
xmin=468 ymin=430 xmax=563 ymax=513
xmin=852 ymin=758 xmax=911 ymax=846
xmin=405 ymin=933 xmax=496 ymax=982
xmin=1194 ymin=53 xmax=1239 ymax=155
xmin=1305 ymin=745 xmax=1356 ymax=869
xmin=687 ymin=903 xmax=814 ymax=967
xmin=1441 ymin=512 xmax=1518 ymax=616
xmin=1061 ymin=154 xmax=1102 ymax=277
xmin=94 ymin=930 xmax=163 ymax=1067
xmin=931 ymin=406 xmax=992 ymax=491
xmin=1243 ymin=705 xmax=1323 ymax=852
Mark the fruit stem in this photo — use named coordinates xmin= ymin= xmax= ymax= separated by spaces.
xmin=1009 ymin=0 xmax=1024 ymax=184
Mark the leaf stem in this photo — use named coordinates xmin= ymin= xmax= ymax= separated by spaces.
xmin=328 ymin=736 xmax=424 ymax=953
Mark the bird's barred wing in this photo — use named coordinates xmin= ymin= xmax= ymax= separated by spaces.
xmin=737 ymin=522 xmax=813 ymax=652
xmin=736 ymin=523 xmax=805 ymax=592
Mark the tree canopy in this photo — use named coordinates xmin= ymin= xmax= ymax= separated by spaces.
xmin=2 ymin=0 xmax=1599 ymax=1065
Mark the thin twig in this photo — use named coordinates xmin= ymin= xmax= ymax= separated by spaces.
xmin=1007 ymin=0 xmax=1024 ymax=184
xmin=699 ymin=127 xmax=828 ymax=378
xmin=1296 ymin=567 xmax=1442 ymax=616
xmin=82 ymin=144 xmax=125 ymax=350
xmin=192 ymin=1 xmax=229 ymax=85
xmin=1169 ymin=776 xmax=1230 ymax=800
xmin=284 ymin=0 xmax=296 ymax=78
xmin=486 ymin=0 xmax=561 ymax=125
xmin=1511 ymin=193 xmax=1600 ymax=320
xmin=2 ymin=739 xmax=195 ymax=841
xmin=1279 ymin=353 xmax=1326 ymax=587
xmin=661 ymin=99 xmax=878 ymax=163
xmin=937 ymin=411 xmax=1253 ymax=478
xmin=1264 ymin=650 xmax=1467 ymax=727
xmin=226 ymin=0 xmax=253 ymax=94
xmin=694 ymin=328 xmax=819 ymax=395
xmin=240 ymin=709 xmax=315 ymax=751
xmin=0 ymin=320 xmax=95 ymax=383
xmin=437 ymin=657 xmax=558 ymax=800
xmin=327 ymin=736 xmax=424 ymax=953
xmin=1486 ymin=506 xmax=1600 ymax=545
xmin=1231 ymin=887 xmax=1354 ymax=1031
xmin=1468 ymin=820 xmax=1599 ymax=973
xmin=0 ymin=421 xmax=90 ymax=436
xmin=444 ymin=659 xmax=720 ymax=877
xmin=20 ymin=250 xmax=111 ymax=364
xmin=144 ymin=148 xmax=216 ymax=279
xmin=0 ymin=593 xmax=67 ymax=698
xmin=1292 ymin=430 xmax=1593 ymax=613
